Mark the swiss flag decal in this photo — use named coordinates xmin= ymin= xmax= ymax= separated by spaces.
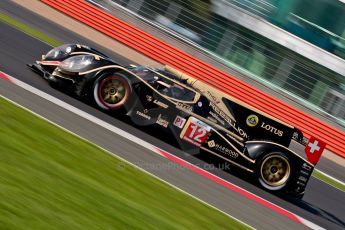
xmin=305 ymin=137 xmax=326 ymax=165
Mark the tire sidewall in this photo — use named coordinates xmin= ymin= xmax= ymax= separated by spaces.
xmin=256 ymin=152 xmax=292 ymax=191
xmin=93 ymin=73 xmax=131 ymax=111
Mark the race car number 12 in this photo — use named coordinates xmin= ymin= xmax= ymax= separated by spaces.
xmin=182 ymin=117 xmax=211 ymax=147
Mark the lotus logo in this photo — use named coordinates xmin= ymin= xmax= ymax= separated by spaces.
xmin=208 ymin=140 xmax=216 ymax=148
xmin=246 ymin=115 xmax=259 ymax=127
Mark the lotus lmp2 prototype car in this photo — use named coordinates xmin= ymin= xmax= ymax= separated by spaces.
xmin=28 ymin=44 xmax=326 ymax=199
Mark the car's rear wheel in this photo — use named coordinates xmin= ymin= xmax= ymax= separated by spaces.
xmin=257 ymin=153 xmax=291 ymax=191
xmin=93 ymin=73 xmax=131 ymax=111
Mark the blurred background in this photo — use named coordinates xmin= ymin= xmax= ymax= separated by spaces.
xmin=107 ymin=0 xmax=345 ymax=127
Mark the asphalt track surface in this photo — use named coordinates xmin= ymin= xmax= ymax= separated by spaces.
xmin=1 ymin=1 xmax=345 ymax=229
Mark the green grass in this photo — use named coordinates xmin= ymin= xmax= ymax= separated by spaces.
xmin=0 ymin=12 xmax=62 ymax=46
xmin=0 ymin=97 xmax=250 ymax=229
xmin=312 ymin=170 xmax=345 ymax=193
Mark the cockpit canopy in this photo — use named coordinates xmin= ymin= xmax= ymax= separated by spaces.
xmin=132 ymin=66 xmax=199 ymax=103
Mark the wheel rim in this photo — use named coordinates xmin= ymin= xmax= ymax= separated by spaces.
xmin=98 ymin=76 xmax=128 ymax=108
xmin=260 ymin=155 xmax=290 ymax=187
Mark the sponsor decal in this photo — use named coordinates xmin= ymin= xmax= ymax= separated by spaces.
xmin=176 ymin=102 xmax=193 ymax=112
xmin=207 ymin=116 xmax=218 ymax=123
xmin=295 ymin=186 xmax=302 ymax=193
xmin=235 ymin=128 xmax=247 ymax=138
xmin=173 ymin=116 xmax=186 ymax=128
xmin=292 ymin=132 xmax=309 ymax=146
xmin=302 ymin=163 xmax=312 ymax=171
xmin=209 ymin=111 xmax=225 ymax=125
xmin=292 ymin=131 xmax=302 ymax=142
xmin=156 ymin=114 xmax=169 ymax=128
xmin=260 ymin=122 xmax=283 ymax=137
xmin=300 ymin=170 xmax=310 ymax=176
xmin=305 ymin=137 xmax=326 ymax=165
xmin=209 ymin=102 xmax=231 ymax=123
xmin=298 ymin=176 xmax=308 ymax=183
xmin=136 ymin=110 xmax=151 ymax=120
xmin=146 ymin=95 xmax=153 ymax=102
xmin=302 ymin=137 xmax=309 ymax=146
xmin=207 ymin=140 xmax=216 ymax=148
xmin=207 ymin=140 xmax=239 ymax=159
xmin=209 ymin=102 xmax=247 ymax=138
xmin=246 ymin=114 xmax=259 ymax=127
xmin=296 ymin=181 xmax=306 ymax=187
xmin=293 ymin=131 xmax=308 ymax=145
xmin=205 ymin=91 xmax=220 ymax=104
xmin=182 ymin=117 xmax=211 ymax=147
xmin=153 ymin=99 xmax=169 ymax=109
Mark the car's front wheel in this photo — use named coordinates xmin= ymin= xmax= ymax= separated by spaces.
xmin=257 ymin=153 xmax=291 ymax=191
xmin=93 ymin=73 xmax=131 ymax=111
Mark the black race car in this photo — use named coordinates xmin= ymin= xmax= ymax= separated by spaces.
xmin=28 ymin=44 xmax=326 ymax=199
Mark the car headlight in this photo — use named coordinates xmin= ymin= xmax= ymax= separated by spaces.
xmin=59 ymin=55 xmax=94 ymax=72
xmin=44 ymin=44 xmax=74 ymax=60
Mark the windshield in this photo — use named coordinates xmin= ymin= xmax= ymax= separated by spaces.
xmin=131 ymin=66 xmax=155 ymax=80
xmin=159 ymin=83 xmax=196 ymax=101
xmin=131 ymin=67 xmax=197 ymax=102
xmin=59 ymin=55 xmax=95 ymax=72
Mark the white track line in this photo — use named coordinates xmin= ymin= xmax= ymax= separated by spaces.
xmin=0 ymin=71 xmax=326 ymax=229
xmin=315 ymin=169 xmax=345 ymax=188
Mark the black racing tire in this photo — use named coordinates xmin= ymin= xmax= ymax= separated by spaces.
xmin=93 ymin=73 xmax=131 ymax=111
xmin=256 ymin=152 xmax=292 ymax=191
